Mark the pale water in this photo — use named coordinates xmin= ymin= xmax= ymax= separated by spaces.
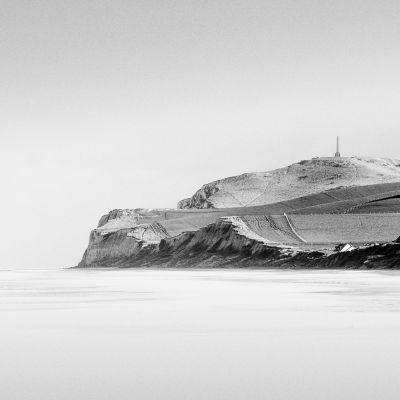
xmin=1 ymin=268 xmax=400 ymax=400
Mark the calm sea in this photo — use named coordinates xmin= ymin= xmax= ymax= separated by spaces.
xmin=1 ymin=268 xmax=400 ymax=399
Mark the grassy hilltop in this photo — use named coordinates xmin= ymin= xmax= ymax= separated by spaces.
xmin=178 ymin=157 xmax=400 ymax=209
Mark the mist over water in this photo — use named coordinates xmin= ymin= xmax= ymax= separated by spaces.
xmin=1 ymin=268 xmax=400 ymax=400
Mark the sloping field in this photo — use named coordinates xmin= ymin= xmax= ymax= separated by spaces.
xmin=94 ymin=182 xmax=400 ymax=251
xmin=133 ymin=208 xmax=400 ymax=249
xmin=290 ymin=214 xmax=400 ymax=244
xmin=239 ymin=215 xmax=303 ymax=244
xmin=97 ymin=209 xmax=226 ymax=236
xmin=349 ymin=196 xmax=400 ymax=214
xmin=226 ymin=182 xmax=400 ymax=215
xmin=160 ymin=213 xmax=225 ymax=237
xmin=240 ymin=213 xmax=400 ymax=248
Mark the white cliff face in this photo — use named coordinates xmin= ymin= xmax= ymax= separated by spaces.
xmin=178 ymin=157 xmax=400 ymax=209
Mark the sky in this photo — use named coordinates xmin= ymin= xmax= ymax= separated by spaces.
xmin=1 ymin=0 xmax=400 ymax=268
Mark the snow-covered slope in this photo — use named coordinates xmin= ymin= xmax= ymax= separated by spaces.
xmin=178 ymin=157 xmax=400 ymax=209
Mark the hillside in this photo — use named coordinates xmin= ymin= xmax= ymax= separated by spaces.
xmin=94 ymin=181 xmax=400 ymax=239
xmin=178 ymin=157 xmax=400 ymax=209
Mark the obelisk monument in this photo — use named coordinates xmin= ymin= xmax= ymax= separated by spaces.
xmin=335 ymin=136 xmax=341 ymax=157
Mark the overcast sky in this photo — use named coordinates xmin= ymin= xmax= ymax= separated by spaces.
xmin=1 ymin=0 xmax=400 ymax=268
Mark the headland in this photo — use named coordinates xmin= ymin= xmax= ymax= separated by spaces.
xmin=77 ymin=156 xmax=400 ymax=269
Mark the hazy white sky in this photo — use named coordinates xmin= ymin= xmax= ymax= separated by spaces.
xmin=1 ymin=0 xmax=400 ymax=267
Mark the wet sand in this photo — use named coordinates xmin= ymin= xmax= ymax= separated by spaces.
xmin=1 ymin=268 xmax=400 ymax=400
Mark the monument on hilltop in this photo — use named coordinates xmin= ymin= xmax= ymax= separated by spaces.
xmin=335 ymin=136 xmax=341 ymax=157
